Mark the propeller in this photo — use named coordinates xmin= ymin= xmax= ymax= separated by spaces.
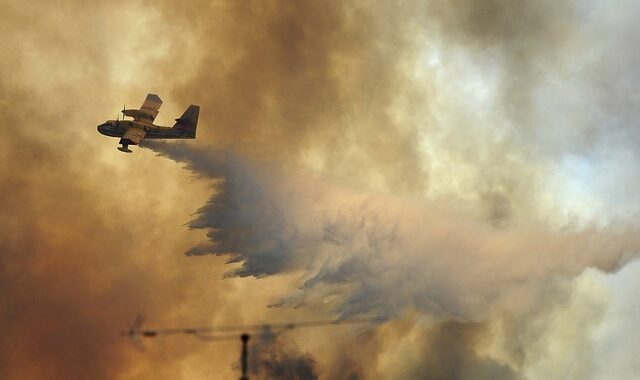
xmin=121 ymin=102 xmax=126 ymax=120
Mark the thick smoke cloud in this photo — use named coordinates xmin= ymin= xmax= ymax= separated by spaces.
xmin=313 ymin=313 xmax=521 ymax=379
xmin=247 ymin=333 xmax=318 ymax=380
xmin=0 ymin=2 xmax=245 ymax=379
xmin=155 ymin=1 xmax=431 ymax=194
xmin=3 ymin=0 xmax=640 ymax=379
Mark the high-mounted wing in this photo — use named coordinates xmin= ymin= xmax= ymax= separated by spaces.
xmin=121 ymin=126 xmax=146 ymax=145
xmin=122 ymin=93 xmax=163 ymax=124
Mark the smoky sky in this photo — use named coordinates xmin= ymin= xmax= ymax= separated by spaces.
xmin=3 ymin=0 xmax=640 ymax=379
xmin=144 ymin=141 xmax=640 ymax=321
xmin=314 ymin=313 xmax=523 ymax=379
xmin=155 ymin=0 xmax=432 ymax=194
xmin=246 ymin=333 xmax=319 ymax=380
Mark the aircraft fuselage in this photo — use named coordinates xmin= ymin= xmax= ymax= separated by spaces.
xmin=97 ymin=120 xmax=193 ymax=139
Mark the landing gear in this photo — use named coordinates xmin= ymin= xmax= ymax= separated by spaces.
xmin=117 ymin=142 xmax=133 ymax=153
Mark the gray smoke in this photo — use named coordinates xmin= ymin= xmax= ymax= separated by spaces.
xmin=247 ymin=332 xmax=318 ymax=380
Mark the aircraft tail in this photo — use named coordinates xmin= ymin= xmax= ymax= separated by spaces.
xmin=172 ymin=105 xmax=199 ymax=138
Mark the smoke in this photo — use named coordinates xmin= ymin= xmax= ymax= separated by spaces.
xmin=0 ymin=3 xmax=241 ymax=378
xmin=247 ymin=332 xmax=318 ymax=380
xmin=152 ymin=0 xmax=432 ymax=194
xmin=385 ymin=320 xmax=520 ymax=380
xmin=3 ymin=0 xmax=640 ymax=379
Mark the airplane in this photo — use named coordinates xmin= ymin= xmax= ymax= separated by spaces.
xmin=97 ymin=93 xmax=199 ymax=153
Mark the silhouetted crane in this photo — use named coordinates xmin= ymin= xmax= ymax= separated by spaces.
xmin=122 ymin=314 xmax=380 ymax=379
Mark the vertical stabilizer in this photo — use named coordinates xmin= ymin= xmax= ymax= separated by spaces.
xmin=172 ymin=105 xmax=199 ymax=138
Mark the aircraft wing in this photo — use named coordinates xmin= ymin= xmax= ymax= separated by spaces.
xmin=122 ymin=126 xmax=147 ymax=145
xmin=123 ymin=93 xmax=163 ymax=124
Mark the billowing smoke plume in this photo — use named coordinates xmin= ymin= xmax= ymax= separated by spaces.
xmin=154 ymin=0 xmax=432 ymax=194
xmin=247 ymin=333 xmax=318 ymax=380
xmin=3 ymin=0 xmax=640 ymax=379
xmin=324 ymin=316 xmax=522 ymax=380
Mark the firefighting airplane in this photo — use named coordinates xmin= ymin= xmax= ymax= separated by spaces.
xmin=97 ymin=93 xmax=199 ymax=153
